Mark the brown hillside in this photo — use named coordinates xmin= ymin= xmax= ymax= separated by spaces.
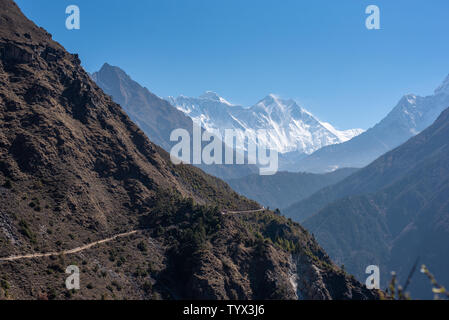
xmin=0 ymin=0 xmax=378 ymax=300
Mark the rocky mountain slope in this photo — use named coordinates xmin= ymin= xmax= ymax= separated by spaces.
xmin=286 ymin=76 xmax=449 ymax=173
xmin=227 ymin=168 xmax=358 ymax=211
xmin=168 ymin=93 xmax=363 ymax=155
xmin=0 ymin=0 xmax=377 ymax=300
xmin=91 ymin=63 xmax=257 ymax=180
xmin=286 ymin=104 xmax=449 ymax=298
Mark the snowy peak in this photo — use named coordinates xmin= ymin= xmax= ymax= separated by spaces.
xmin=253 ymin=94 xmax=310 ymax=122
xmin=168 ymin=92 xmax=364 ymax=154
xmin=320 ymin=122 xmax=364 ymax=143
xmin=258 ymin=94 xmax=284 ymax=106
xmin=435 ymin=73 xmax=449 ymax=96
xmin=199 ymin=91 xmax=233 ymax=105
xmin=200 ymin=91 xmax=222 ymax=101
xmin=256 ymin=94 xmax=293 ymax=111
xmin=382 ymin=74 xmax=449 ymax=136
xmin=258 ymin=94 xmax=297 ymax=109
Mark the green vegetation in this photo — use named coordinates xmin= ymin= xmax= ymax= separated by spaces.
xmin=137 ymin=241 xmax=147 ymax=252
xmin=28 ymin=197 xmax=42 ymax=212
xmin=111 ymin=281 xmax=122 ymax=291
xmin=142 ymin=281 xmax=152 ymax=294
xmin=168 ymin=162 xmax=259 ymax=211
xmin=18 ymin=219 xmax=36 ymax=244
xmin=238 ymin=212 xmax=306 ymax=254
xmin=0 ymin=279 xmax=10 ymax=291
xmin=140 ymin=190 xmax=223 ymax=251
xmin=3 ymin=179 xmax=12 ymax=189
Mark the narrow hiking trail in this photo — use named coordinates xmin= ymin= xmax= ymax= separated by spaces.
xmin=0 ymin=230 xmax=139 ymax=262
xmin=221 ymin=208 xmax=266 ymax=215
xmin=0 ymin=208 xmax=266 ymax=262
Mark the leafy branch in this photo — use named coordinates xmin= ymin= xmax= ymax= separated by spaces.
xmin=420 ymin=265 xmax=449 ymax=300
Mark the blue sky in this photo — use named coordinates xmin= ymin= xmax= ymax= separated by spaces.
xmin=15 ymin=0 xmax=449 ymax=130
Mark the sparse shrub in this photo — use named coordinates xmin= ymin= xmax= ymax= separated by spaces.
xmin=0 ymin=279 xmax=10 ymax=290
xmin=48 ymin=264 xmax=64 ymax=273
xmin=47 ymin=288 xmax=57 ymax=300
xmin=142 ymin=281 xmax=152 ymax=294
xmin=111 ymin=281 xmax=122 ymax=291
xmin=64 ymin=290 xmax=73 ymax=299
xmin=137 ymin=241 xmax=147 ymax=252
xmin=3 ymin=179 xmax=12 ymax=189
xmin=18 ymin=220 xmax=36 ymax=243
xmin=116 ymin=256 xmax=126 ymax=267
xmin=28 ymin=198 xmax=42 ymax=212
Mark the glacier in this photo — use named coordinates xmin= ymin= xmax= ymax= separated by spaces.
xmin=167 ymin=92 xmax=364 ymax=155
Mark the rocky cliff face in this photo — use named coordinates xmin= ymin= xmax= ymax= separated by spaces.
xmin=0 ymin=0 xmax=378 ymax=300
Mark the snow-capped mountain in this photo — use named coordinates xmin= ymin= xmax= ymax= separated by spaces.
xmin=91 ymin=63 xmax=258 ymax=180
xmin=168 ymin=92 xmax=363 ymax=154
xmin=435 ymin=73 xmax=449 ymax=96
xmin=286 ymin=73 xmax=449 ymax=173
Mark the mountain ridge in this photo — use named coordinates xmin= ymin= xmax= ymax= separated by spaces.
xmin=285 ymin=76 xmax=449 ymax=173
xmin=0 ymin=0 xmax=377 ymax=300
xmin=92 ymin=63 xmax=258 ymax=180
xmin=287 ymin=104 xmax=449 ymax=298
xmin=227 ymin=168 xmax=358 ymax=211
xmin=168 ymin=92 xmax=363 ymax=156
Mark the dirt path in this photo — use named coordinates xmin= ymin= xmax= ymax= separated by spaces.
xmin=0 ymin=230 xmax=139 ymax=262
xmin=0 ymin=208 xmax=266 ymax=262
xmin=222 ymin=208 xmax=266 ymax=215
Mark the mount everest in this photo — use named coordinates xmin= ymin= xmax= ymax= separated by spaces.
xmin=168 ymin=93 xmax=363 ymax=155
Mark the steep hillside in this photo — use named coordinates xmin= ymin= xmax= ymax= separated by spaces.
xmin=228 ymin=168 xmax=358 ymax=210
xmin=0 ymin=0 xmax=377 ymax=300
xmin=285 ymin=78 xmax=449 ymax=173
xmin=285 ymin=102 xmax=449 ymax=222
xmin=91 ymin=63 xmax=191 ymax=152
xmin=288 ymin=106 xmax=449 ymax=298
xmin=91 ymin=63 xmax=258 ymax=180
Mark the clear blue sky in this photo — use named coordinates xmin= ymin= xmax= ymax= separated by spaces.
xmin=15 ymin=0 xmax=449 ymax=130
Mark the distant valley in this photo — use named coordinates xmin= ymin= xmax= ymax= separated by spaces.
xmin=228 ymin=168 xmax=358 ymax=211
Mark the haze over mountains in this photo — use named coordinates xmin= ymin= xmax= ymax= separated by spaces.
xmin=2 ymin=0 xmax=448 ymax=302
xmin=227 ymin=168 xmax=358 ymax=211
xmin=89 ymin=58 xmax=449 ymax=300
xmin=286 ymin=75 xmax=449 ymax=173
xmin=285 ymin=103 xmax=449 ymax=298
xmin=0 ymin=0 xmax=379 ymax=300
xmin=91 ymin=63 xmax=449 ymax=183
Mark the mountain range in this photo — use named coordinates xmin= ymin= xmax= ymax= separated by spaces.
xmin=285 ymin=76 xmax=449 ymax=173
xmin=91 ymin=63 xmax=258 ymax=180
xmin=168 ymin=93 xmax=363 ymax=155
xmin=0 ymin=0 xmax=377 ymax=300
xmin=227 ymin=168 xmax=358 ymax=211
xmin=87 ymin=35 xmax=449 ymax=299
xmin=284 ymin=102 xmax=449 ymax=298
